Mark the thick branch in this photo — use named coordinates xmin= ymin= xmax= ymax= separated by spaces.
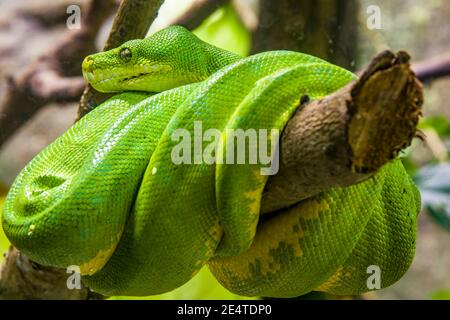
xmin=252 ymin=0 xmax=359 ymax=70
xmin=0 ymin=247 xmax=102 ymax=300
xmin=0 ymin=0 xmax=115 ymax=148
xmin=261 ymin=51 xmax=423 ymax=213
xmin=77 ymin=0 xmax=165 ymax=119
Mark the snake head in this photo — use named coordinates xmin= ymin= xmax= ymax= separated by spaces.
xmin=82 ymin=25 xmax=240 ymax=93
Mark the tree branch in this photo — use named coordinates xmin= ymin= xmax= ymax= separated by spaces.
xmin=412 ymin=52 xmax=450 ymax=83
xmin=252 ymin=0 xmax=359 ymax=70
xmin=0 ymin=0 xmax=115 ymax=148
xmin=262 ymin=51 xmax=423 ymax=213
xmin=0 ymin=247 xmax=103 ymax=300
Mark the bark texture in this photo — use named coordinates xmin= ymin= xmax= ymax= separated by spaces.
xmin=252 ymin=0 xmax=359 ymax=70
xmin=262 ymin=51 xmax=422 ymax=213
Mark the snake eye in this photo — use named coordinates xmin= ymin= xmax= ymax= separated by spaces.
xmin=119 ymin=48 xmax=132 ymax=61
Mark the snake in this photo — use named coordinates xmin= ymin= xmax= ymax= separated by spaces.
xmin=2 ymin=26 xmax=421 ymax=298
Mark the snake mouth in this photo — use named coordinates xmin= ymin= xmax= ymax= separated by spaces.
xmin=122 ymin=72 xmax=149 ymax=82
xmin=84 ymin=71 xmax=151 ymax=87
xmin=83 ymin=64 xmax=173 ymax=92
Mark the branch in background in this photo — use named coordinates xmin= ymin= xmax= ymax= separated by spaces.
xmin=0 ymin=0 xmax=164 ymax=300
xmin=262 ymin=51 xmax=422 ymax=213
xmin=0 ymin=0 xmax=115 ymax=148
xmin=252 ymin=0 xmax=359 ymax=71
xmin=0 ymin=247 xmax=102 ymax=299
xmin=77 ymin=0 xmax=165 ymax=119
xmin=167 ymin=0 xmax=230 ymax=30
xmin=232 ymin=0 xmax=258 ymax=31
xmin=19 ymin=0 xmax=90 ymax=28
xmin=412 ymin=52 xmax=450 ymax=83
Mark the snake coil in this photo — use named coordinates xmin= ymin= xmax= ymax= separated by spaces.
xmin=2 ymin=27 xmax=420 ymax=297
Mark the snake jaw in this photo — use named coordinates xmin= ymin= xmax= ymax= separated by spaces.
xmin=82 ymin=60 xmax=185 ymax=93
xmin=119 ymin=64 xmax=173 ymax=84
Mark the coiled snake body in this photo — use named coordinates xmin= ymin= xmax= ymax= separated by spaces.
xmin=2 ymin=26 xmax=420 ymax=297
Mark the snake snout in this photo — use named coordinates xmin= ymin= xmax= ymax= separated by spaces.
xmin=82 ymin=55 xmax=95 ymax=75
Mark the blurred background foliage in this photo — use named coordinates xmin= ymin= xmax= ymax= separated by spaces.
xmin=0 ymin=0 xmax=449 ymax=299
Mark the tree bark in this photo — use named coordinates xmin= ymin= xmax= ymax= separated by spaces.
xmin=252 ymin=0 xmax=359 ymax=70
xmin=262 ymin=51 xmax=422 ymax=213
xmin=0 ymin=247 xmax=102 ymax=300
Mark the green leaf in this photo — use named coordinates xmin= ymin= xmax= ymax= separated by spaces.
xmin=193 ymin=4 xmax=251 ymax=57
xmin=431 ymin=290 xmax=450 ymax=300
xmin=414 ymin=163 xmax=450 ymax=231
xmin=418 ymin=116 xmax=450 ymax=137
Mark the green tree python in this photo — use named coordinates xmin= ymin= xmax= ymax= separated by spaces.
xmin=2 ymin=26 xmax=420 ymax=297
